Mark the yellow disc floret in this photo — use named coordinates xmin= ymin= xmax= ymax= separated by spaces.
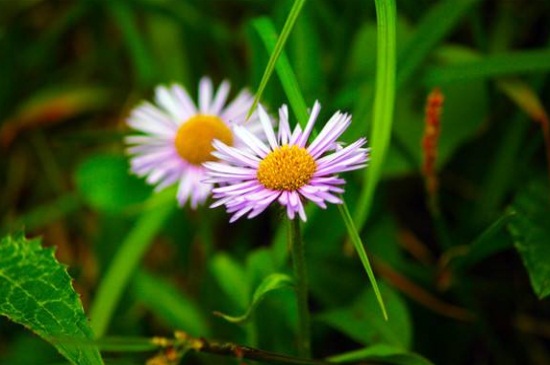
xmin=257 ymin=145 xmax=316 ymax=191
xmin=175 ymin=115 xmax=233 ymax=165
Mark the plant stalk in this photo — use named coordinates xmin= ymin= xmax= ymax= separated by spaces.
xmin=289 ymin=218 xmax=311 ymax=358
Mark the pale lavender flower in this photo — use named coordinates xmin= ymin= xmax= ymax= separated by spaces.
xmin=125 ymin=77 xmax=262 ymax=208
xmin=204 ymin=101 xmax=369 ymax=222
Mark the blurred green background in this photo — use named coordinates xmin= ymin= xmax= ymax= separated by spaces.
xmin=1 ymin=0 xmax=550 ymax=364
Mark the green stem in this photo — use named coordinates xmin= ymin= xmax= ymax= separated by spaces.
xmin=90 ymin=189 xmax=175 ymax=337
xmin=289 ymin=218 xmax=311 ymax=358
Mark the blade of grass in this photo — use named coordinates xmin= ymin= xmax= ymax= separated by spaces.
xmin=246 ymin=0 xmax=307 ymax=120
xmin=353 ymin=0 xmax=397 ymax=229
xmin=89 ymin=187 xmax=176 ymax=337
xmin=253 ymin=17 xmax=387 ymax=319
xmin=338 ymin=203 xmax=388 ymax=320
xmin=424 ymin=48 xmax=550 ymax=85
xmin=396 ymin=0 xmax=479 ymax=87
xmin=252 ymin=17 xmax=309 ymax=124
xmin=106 ymin=1 xmax=156 ymax=87
xmin=3 ymin=193 xmax=80 ymax=234
xmin=351 ymin=0 xmax=478 ymax=202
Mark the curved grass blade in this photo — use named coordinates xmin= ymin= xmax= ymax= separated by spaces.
xmin=397 ymin=0 xmax=480 ymax=87
xmin=132 ymin=270 xmax=210 ymax=337
xmin=90 ymin=187 xmax=176 ymax=338
xmin=252 ymin=17 xmax=309 ymax=124
xmin=246 ymin=0 xmax=307 ymax=120
xmin=215 ymin=273 xmax=293 ymax=324
xmin=253 ymin=14 xmax=387 ymax=319
xmin=338 ymin=203 xmax=388 ymax=320
xmin=353 ymin=0 xmax=397 ymax=232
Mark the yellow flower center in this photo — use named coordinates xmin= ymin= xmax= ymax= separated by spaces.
xmin=257 ymin=145 xmax=316 ymax=191
xmin=174 ymin=115 xmax=233 ymax=165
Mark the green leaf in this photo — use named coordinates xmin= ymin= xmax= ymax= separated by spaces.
xmin=251 ymin=7 xmax=387 ymax=321
xmin=75 ymin=154 xmax=151 ymax=214
xmin=319 ymin=283 xmax=410 ymax=348
xmin=0 ymin=233 xmax=104 ymax=365
xmin=106 ymin=1 xmax=156 ymax=87
xmin=424 ymin=48 xmax=550 ymax=85
xmin=507 ymin=179 xmax=550 ymax=299
xmin=451 ymin=211 xmax=515 ymax=271
xmin=247 ymin=0 xmax=307 ymax=120
xmin=396 ymin=0 xmax=479 ymax=87
xmin=215 ymin=273 xmax=293 ymax=324
xmin=210 ymin=253 xmax=250 ymax=310
xmin=132 ymin=270 xmax=209 ymax=337
xmin=354 ymin=0 xmax=397 ymax=230
xmin=328 ymin=344 xmax=434 ymax=365
xmin=338 ymin=203 xmax=388 ymax=320
xmin=89 ymin=188 xmax=176 ymax=337
xmin=252 ymin=17 xmax=309 ymax=125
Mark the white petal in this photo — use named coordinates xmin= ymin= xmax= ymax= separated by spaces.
xmin=234 ymin=126 xmax=270 ymax=157
xmin=210 ymin=80 xmax=231 ymax=115
xmin=155 ymin=86 xmax=185 ymax=121
xmin=278 ymin=105 xmax=291 ymax=145
xmin=199 ymin=77 xmax=213 ymax=113
xmin=296 ymin=100 xmax=321 ymax=147
xmin=172 ymin=84 xmax=198 ymax=119
xmin=258 ymin=105 xmax=278 ymax=150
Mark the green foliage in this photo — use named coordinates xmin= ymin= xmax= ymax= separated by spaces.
xmin=330 ymin=344 xmax=438 ymax=365
xmin=252 ymin=12 xmax=387 ymax=320
xmin=89 ymin=188 xmax=176 ymax=337
xmin=508 ymin=179 xmax=550 ymax=299
xmin=215 ymin=273 xmax=293 ymax=324
xmin=0 ymin=233 xmax=103 ymax=365
xmin=3 ymin=0 xmax=550 ymax=364
xmin=329 ymin=344 xmax=434 ymax=365
xmin=354 ymin=0 xmax=397 ymax=228
xmin=319 ymin=284 xmax=411 ymax=349
xmin=252 ymin=17 xmax=309 ymax=124
xmin=132 ymin=270 xmax=209 ymax=337
xmin=75 ymin=154 xmax=151 ymax=214
xmin=210 ymin=253 xmax=250 ymax=311
xmin=247 ymin=0 xmax=306 ymax=120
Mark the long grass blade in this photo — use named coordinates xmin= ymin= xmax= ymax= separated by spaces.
xmin=253 ymin=15 xmax=387 ymax=318
xmin=353 ymin=0 xmax=397 ymax=229
xmin=89 ymin=188 xmax=176 ymax=338
xmin=397 ymin=0 xmax=479 ymax=87
xmin=252 ymin=17 xmax=309 ymax=124
xmin=246 ymin=0 xmax=307 ymax=120
xmin=424 ymin=48 xmax=550 ymax=85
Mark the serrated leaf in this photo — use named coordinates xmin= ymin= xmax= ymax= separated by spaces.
xmin=328 ymin=344 xmax=434 ymax=365
xmin=0 ymin=233 xmax=104 ymax=365
xmin=215 ymin=273 xmax=293 ymax=324
xmin=507 ymin=179 xmax=550 ymax=299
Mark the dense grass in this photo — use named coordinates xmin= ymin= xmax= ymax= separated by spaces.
xmin=1 ymin=1 xmax=550 ymax=364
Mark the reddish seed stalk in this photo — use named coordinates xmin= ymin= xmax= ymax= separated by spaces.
xmin=422 ymin=88 xmax=444 ymax=209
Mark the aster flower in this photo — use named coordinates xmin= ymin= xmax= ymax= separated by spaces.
xmin=126 ymin=77 xmax=262 ymax=208
xmin=204 ymin=101 xmax=369 ymax=222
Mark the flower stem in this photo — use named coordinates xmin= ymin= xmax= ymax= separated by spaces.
xmin=288 ymin=218 xmax=311 ymax=358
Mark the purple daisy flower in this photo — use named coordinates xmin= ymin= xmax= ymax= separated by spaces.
xmin=126 ymin=77 xmax=262 ymax=209
xmin=204 ymin=101 xmax=369 ymax=222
